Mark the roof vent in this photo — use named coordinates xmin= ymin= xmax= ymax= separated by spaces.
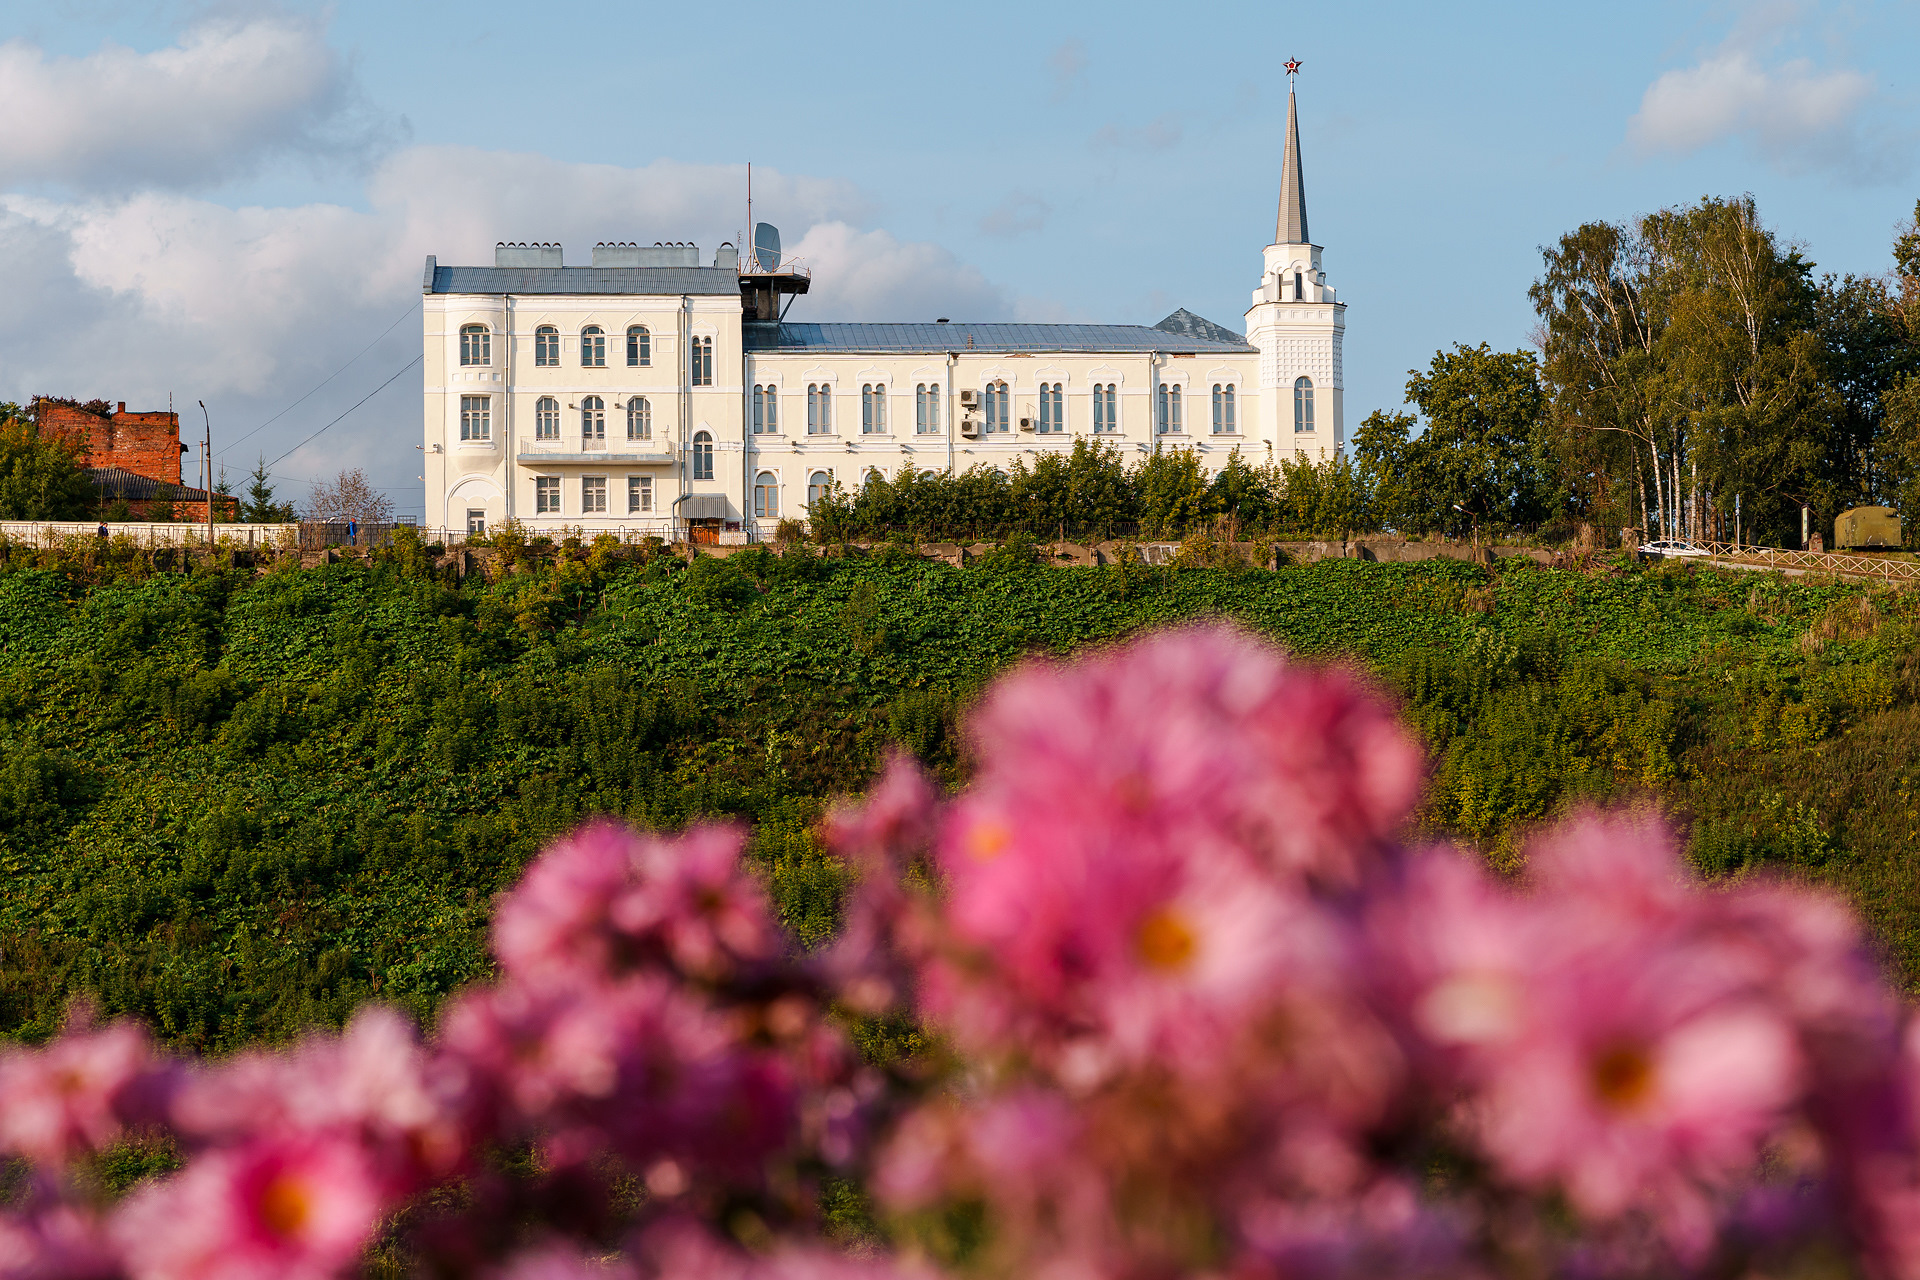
xmin=936 ymin=318 xmax=949 ymax=324
xmin=496 ymin=242 xmax=562 ymax=268
xmin=714 ymin=242 xmax=739 ymax=271
xmin=598 ymin=242 xmax=699 ymax=267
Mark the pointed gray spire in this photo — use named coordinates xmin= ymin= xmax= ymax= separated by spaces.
xmin=1276 ymin=86 xmax=1309 ymax=245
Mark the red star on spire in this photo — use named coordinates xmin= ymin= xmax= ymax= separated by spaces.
xmin=1283 ymin=58 xmax=1303 ymax=77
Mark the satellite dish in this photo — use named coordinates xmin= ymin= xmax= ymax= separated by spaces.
xmin=753 ymin=222 xmax=781 ymax=272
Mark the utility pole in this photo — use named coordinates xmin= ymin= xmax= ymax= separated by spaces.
xmin=198 ymin=402 xmax=213 ymax=553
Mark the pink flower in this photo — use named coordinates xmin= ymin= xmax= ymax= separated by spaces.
xmin=824 ymin=752 xmax=939 ymax=868
xmin=170 ymin=1007 xmax=466 ymax=1186
xmin=494 ymin=820 xmax=774 ymax=986
xmin=0 ymin=1201 xmax=118 ymax=1280
xmin=952 ymin=624 xmax=1421 ymax=889
xmin=489 ymin=1244 xmax=636 ymax=1280
xmin=0 ymin=1022 xmax=162 ymax=1165
xmin=114 ymin=1135 xmax=387 ymax=1280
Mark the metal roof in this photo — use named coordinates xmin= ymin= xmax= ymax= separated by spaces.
xmin=741 ymin=322 xmax=1255 ymax=355
xmin=426 ymin=261 xmax=740 ymax=296
xmin=1154 ymin=308 xmax=1246 ymax=344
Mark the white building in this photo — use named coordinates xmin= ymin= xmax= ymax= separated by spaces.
xmin=421 ymin=85 xmax=1343 ymax=538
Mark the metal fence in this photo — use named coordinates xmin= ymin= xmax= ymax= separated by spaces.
xmin=1676 ymin=540 xmax=1920 ymax=583
xmin=0 ymin=521 xmax=299 ymax=549
xmin=415 ymin=524 xmax=760 ymax=549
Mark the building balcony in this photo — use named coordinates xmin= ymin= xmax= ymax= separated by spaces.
xmin=517 ymin=436 xmax=675 ymax=465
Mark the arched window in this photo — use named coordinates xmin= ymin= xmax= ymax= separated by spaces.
xmin=754 ymin=470 xmax=779 ymax=519
xmin=864 ymin=467 xmax=884 ymax=487
xmin=459 ymin=324 xmax=490 ymax=367
xmin=862 ymin=384 xmax=886 ymax=434
xmin=1093 ymin=383 xmax=1118 ymax=433
xmin=1156 ymin=384 xmax=1182 ymax=434
xmin=1212 ymin=384 xmax=1237 ymax=434
xmin=690 ymin=335 xmax=713 ymax=386
xmin=915 ymin=383 xmax=941 ymax=434
xmin=807 ymin=384 xmax=832 ymax=434
xmin=807 ymin=470 xmax=831 ymax=505
xmin=626 ymin=396 xmax=650 ymax=441
xmin=692 ymin=430 xmax=714 ymax=481
xmin=753 ymin=385 xmax=778 ymax=434
xmin=1294 ymin=377 xmax=1314 ymax=433
xmin=986 ymin=381 xmax=1009 ymax=433
xmin=1223 ymin=385 xmax=1236 ymax=432
xmin=1038 ymin=382 xmax=1063 ymax=433
xmin=581 ymin=326 xmax=606 ymax=367
xmin=627 ymin=325 xmax=650 ymax=367
xmin=535 ymin=396 xmax=560 ymax=440
xmin=581 ymin=395 xmax=605 ymax=442
xmin=534 ymin=325 xmax=559 ymax=367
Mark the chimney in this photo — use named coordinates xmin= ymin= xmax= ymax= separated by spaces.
xmin=117 ymin=402 xmax=126 ymax=414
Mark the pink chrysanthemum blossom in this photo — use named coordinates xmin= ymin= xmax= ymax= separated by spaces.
xmin=951 ymin=624 xmax=1421 ymax=889
xmin=0 ymin=1021 xmax=162 ymax=1165
xmin=488 ymin=1244 xmax=637 ymax=1280
xmin=171 ymin=1007 xmax=465 ymax=1183
xmin=494 ymin=821 xmax=775 ymax=986
xmin=113 ymin=1135 xmax=386 ymax=1280
xmin=438 ymin=973 xmax=793 ymax=1179
xmin=0 ymin=1200 xmax=119 ymax=1280
xmin=821 ymin=754 xmax=941 ymax=1015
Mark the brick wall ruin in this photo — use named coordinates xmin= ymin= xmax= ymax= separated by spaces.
xmin=35 ymin=399 xmax=185 ymax=486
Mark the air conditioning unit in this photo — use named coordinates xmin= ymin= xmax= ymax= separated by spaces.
xmin=1018 ymin=417 xmax=1035 ymax=432
xmin=959 ymin=416 xmax=982 ymax=438
xmin=958 ymin=388 xmax=979 ymax=408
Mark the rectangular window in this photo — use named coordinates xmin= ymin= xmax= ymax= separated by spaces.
xmin=1156 ymin=385 xmax=1182 ymax=435
xmin=582 ymin=476 xmax=607 ymax=513
xmin=862 ymin=384 xmax=886 ymax=434
xmin=582 ymin=329 xmax=606 ymax=367
xmin=1038 ymin=382 xmax=1063 ymax=433
xmin=808 ymin=385 xmax=832 ymax=434
xmin=628 ymin=475 xmax=654 ymax=514
xmin=1093 ymin=383 xmax=1118 ymax=433
xmin=627 ymin=327 xmax=650 ymax=367
xmin=915 ymin=383 xmax=941 ymax=434
xmin=535 ymin=329 xmax=559 ymax=367
xmin=459 ymin=395 xmax=490 ymax=442
xmin=535 ymin=476 xmax=560 ymax=513
xmin=753 ymin=385 xmax=779 ymax=434
xmin=460 ymin=326 xmax=490 ymax=367
xmin=691 ymin=336 xmax=713 ymax=386
xmin=466 ymin=509 xmax=486 ymax=535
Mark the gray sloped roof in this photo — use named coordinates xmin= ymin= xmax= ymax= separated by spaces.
xmin=741 ymin=321 xmax=1254 ymax=355
xmin=1153 ymin=308 xmax=1245 ymax=344
xmin=88 ymin=467 xmax=209 ymax=500
xmin=427 ymin=263 xmax=740 ymax=296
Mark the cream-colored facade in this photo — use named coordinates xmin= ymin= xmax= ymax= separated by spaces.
xmin=422 ymin=88 xmax=1343 ymax=537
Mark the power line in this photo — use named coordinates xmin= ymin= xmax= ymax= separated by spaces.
xmin=264 ymin=356 xmax=422 ymax=472
xmin=219 ymin=300 xmax=420 ymax=460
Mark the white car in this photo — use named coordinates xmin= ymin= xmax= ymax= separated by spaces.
xmin=1638 ymin=539 xmax=1709 ymax=558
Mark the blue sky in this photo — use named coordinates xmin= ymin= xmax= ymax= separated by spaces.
xmin=2 ymin=0 xmax=1916 ymax=517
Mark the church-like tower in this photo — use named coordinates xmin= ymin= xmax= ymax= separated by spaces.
xmin=1245 ymin=77 xmax=1345 ymax=459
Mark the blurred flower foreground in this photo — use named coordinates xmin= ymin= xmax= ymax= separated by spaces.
xmin=7 ymin=623 xmax=1920 ymax=1280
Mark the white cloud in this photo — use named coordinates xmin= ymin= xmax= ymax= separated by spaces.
xmin=0 ymin=13 xmax=390 ymax=191
xmin=0 ymin=149 xmax=1016 ymax=510
xmin=1625 ymin=16 xmax=1903 ymax=180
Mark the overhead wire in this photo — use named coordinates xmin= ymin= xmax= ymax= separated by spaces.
xmin=263 ymin=356 xmax=422 ymax=472
xmin=218 ymin=299 xmax=421 ymax=460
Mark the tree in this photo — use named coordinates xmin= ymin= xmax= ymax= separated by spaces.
xmin=1134 ymin=448 xmax=1215 ymax=537
xmin=1353 ymin=410 xmax=1418 ymax=531
xmin=240 ymin=457 xmax=297 ymax=523
xmin=0 ymin=404 xmax=93 ymax=520
xmin=303 ymin=467 xmax=394 ymax=524
xmin=1377 ymin=345 xmax=1550 ymax=536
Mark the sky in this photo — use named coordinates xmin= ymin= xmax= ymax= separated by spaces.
xmin=1 ymin=0 xmax=1917 ymax=519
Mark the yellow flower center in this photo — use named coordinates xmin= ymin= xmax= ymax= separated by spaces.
xmin=966 ymin=822 xmax=1011 ymax=861
xmin=1135 ymin=907 xmax=1197 ymax=971
xmin=1591 ymin=1043 xmax=1655 ymax=1110
xmin=258 ymin=1173 xmax=314 ymax=1239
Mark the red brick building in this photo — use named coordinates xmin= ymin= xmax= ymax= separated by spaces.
xmin=32 ymin=398 xmax=236 ymax=520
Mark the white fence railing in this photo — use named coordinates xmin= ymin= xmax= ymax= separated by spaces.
xmin=1683 ymin=540 xmax=1920 ymax=583
xmin=0 ymin=522 xmax=300 ymax=549
xmin=418 ymin=524 xmax=758 ymax=548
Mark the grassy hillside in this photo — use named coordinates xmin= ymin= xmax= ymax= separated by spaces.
xmin=2 ymin=536 xmax=1917 ymax=1050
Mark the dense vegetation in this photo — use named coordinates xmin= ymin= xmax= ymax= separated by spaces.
xmin=4 ymin=533 xmax=1920 ymax=1052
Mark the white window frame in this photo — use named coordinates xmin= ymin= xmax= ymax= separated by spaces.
xmin=692 ymin=430 xmax=714 ymax=480
xmin=1212 ymin=384 xmax=1238 ymax=434
xmin=582 ymin=475 xmax=607 ymax=514
xmin=690 ymin=335 xmax=714 ymax=386
xmin=807 ymin=469 xmax=831 ymax=505
xmin=535 ymin=396 xmax=560 ymax=441
xmin=459 ymin=394 xmax=491 ymax=442
xmin=1157 ymin=384 xmax=1184 ymax=435
xmin=581 ymin=326 xmax=606 ymax=368
xmin=807 ymin=384 xmax=832 ymax=434
xmin=535 ymin=475 xmax=561 ymax=513
xmin=627 ymin=474 xmax=654 ymax=513
xmin=754 ymin=470 xmax=779 ymax=519
xmin=582 ymin=395 xmax=606 ymax=441
xmin=459 ymin=324 xmax=490 ymax=367
xmin=985 ymin=381 xmax=1010 ymax=434
xmin=862 ymin=383 xmax=887 ymax=434
xmin=626 ymin=396 xmax=651 ymax=441
xmin=627 ymin=325 xmax=651 ymax=368
xmin=534 ymin=325 xmax=559 ymax=367
xmin=1038 ymin=382 xmax=1063 ymax=434
xmin=1093 ymin=383 xmax=1119 ymax=434
xmin=915 ymin=383 xmax=941 ymax=434
xmin=753 ymin=384 xmax=780 ymax=434
xmin=1294 ymin=377 xmax=1315 ymax=433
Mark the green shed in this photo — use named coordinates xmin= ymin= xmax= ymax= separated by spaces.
xmin=1836 ymin=506 xmax=1903 ymax=550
